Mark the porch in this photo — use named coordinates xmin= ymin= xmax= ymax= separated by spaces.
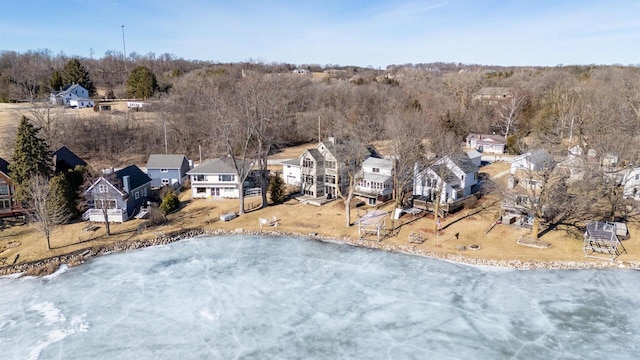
xmin=83 ymin=208 xmax=127 ymax=223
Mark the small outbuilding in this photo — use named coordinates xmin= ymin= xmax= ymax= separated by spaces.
xmin=583 ymin=221 xmax=627 ymax=261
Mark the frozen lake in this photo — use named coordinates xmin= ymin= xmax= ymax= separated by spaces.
xmin=1 ymin=234 xmax=639 ymax=359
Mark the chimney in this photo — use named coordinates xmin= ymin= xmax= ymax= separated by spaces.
xmin=123 ymin=175 xmax=131 ymax=194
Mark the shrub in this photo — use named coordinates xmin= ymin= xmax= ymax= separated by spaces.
xmin=268 ymin=175 xmax=287 ymax=204
xmin=160 ymin=191 xmax=179 ymax=214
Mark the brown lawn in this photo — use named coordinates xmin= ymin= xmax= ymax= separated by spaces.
xmin=2 ymin=183 xmax=640 ymax=272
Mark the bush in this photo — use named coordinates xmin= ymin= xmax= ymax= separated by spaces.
xmin=268 ymin=175 xmax=287 ymax=204
xmin=160 ymin=191 xmax=180 ymax=214
xmin=148 ymin=205 xmax=167 ymax=225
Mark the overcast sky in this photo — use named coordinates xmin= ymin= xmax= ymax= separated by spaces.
xmin=2 ymin=0 xmax=639 ymax=67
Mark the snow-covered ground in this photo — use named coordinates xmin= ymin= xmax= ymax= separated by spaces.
xmin=1 ymin=235 xmax=639 ymax=359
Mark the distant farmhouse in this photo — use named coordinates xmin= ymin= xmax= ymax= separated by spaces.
xmin=50 ymin=84 xmax=93 ymax=108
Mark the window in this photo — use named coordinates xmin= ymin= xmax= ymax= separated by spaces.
xmin=461 ymin=175 xmax=464 ymax=181
xmin=196 ymin=187 xmax=206 ymax=194
xmin=95 ymin=199 xmax=117 ymax=209
xmin=0 ymin=199 xmax=10 ymax=210
xmin=194 ymin=175 xmax=205 ymax=182
xmin=135 ymin=191 xmax=140 ymax=200
xmin=98 ymin=184 xmax=108 ymax=193
xmin=144 ymin=188 xmax=148 ymax=196
xmin=160 ymin=169 xmax=169 ymax=173
xmin=325 ymin=161 xmax=336 ymax=169
xmin=0 ymin=184 xmax=9 ymax=196
xmin=325 ymin=175 xmax=336 ymax=184
xmin=303 ymin=175 xmax=314 ymax=185
xmin=219 ymin=174 xmax=235 ymax=182
xmin=303 ymin=159 xmax=314 ymax=168
xmin=372 ymin=168 xmax=380 ymax=173
xmin=161 ymin=179 xmax=170 ymax=185
xmin=636 ymin=174 xmax=639 ymax=181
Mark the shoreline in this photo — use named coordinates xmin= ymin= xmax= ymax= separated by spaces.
xmin=1 ymin=227 xmax=639 ymax=277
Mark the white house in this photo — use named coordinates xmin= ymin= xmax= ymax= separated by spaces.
xmin=413 ymin=153 xmax=479 ymax=205
xmin=281 ymin=158 xmax=301 ymax=186
xmin=466 ymin=134 xmax=507 ymax=154
xmin=187 ymin=157 xmax=253 ymax=199
xmin=510 ymin=150 xmax=554 ymax=175
xmin=50 ymin=84 xmax=89 ymax=106
xmin=354 ymin=157 xmax=394 ymax=206
xmin=69 ymin=98 xmax=94 ymax=109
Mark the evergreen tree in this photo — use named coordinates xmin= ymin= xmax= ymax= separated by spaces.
xmin=62 ymin=58 xmax=95 ymax=96
xmin=160 ymin=191 xmax=179 ymax=214
xmin=9 ymin=116 xmax=52 ymax=200
xmin=268 ymin=175 xmax=287 ymax=204
xmin=127 ymin=66 xmax=158 ymax=99
xmin=49 ymin=70 xmax=63 ymax=91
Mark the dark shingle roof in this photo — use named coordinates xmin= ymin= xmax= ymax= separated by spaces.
xmin=0 ymin=157 xmax=9 ymax=176
xmin=114 ymin=165 xmax=151 ymax=190
xmin=53 ymin=146 xmax=87 ymax=172
xmin=305 ymin=148 xmax=323 ymax=161
xmin=146 ymin=154 xmax=188 ymax=169
xmin=452 ymin=155 xmax=479 ymax=174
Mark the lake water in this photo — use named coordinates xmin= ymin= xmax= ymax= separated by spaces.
xmin=1 ymin=235 xmax=639 ymax=359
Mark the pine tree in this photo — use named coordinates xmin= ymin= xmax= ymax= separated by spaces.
xmin=268 ymin=175 xmax=287 ymax=204
xmin=127 ymin=66 xmax=158 ymax=99
xmin=9 ymin=116 xmax=52 ymax=200
xmin=49 ymin=70 xmax=63 ymax=91
xmin=62 ymin=58 xmax=96 ymax=96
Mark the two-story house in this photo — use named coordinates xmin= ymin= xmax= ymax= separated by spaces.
xmin=622 ymin=167 xmax=640 ymax=200
xmin=510 ymin=150 xmax=555 ymax=175
xmin=83 ymin=165 xmax=151 ymax=223
xmin=146 ymin=154 xmax=191 ymax=189
xmin=187 ymin=157 xmax=253 ymax=199
xmin=50 ymin=84 xmax=90 ymax=106
xmin=354 ymin=157 xmax=394 ymax=206
xmin=413 ymin=152 xmax=479 ymax=212
xmin=0 ymin=158 xmax=22 ymax=218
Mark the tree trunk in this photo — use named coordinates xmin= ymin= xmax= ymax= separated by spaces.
xmin=531 ymin=216 xmax=540 ymax=239
xmin=259 ymin=170 xmax=269 ymax=208
xmin=433 ymin=200 xmax=440 ymax=232
xmin=238 ymin=180 xmax=246 ymax=215
xmin=345 ymin=191 xmax=353 ymax=228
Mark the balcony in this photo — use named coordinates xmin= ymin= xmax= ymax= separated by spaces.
xmin=83 ymin=208 xmax=127 ymax=223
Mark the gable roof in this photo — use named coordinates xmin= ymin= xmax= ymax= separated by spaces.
xmin=114 ymin=165 xmax=151 ymax=190
xmin=303 ymin=148 xmax=324 ymax=161
xmin=0 ymin=157 xmax=9 ymax=176
xmin=363 ymin=157 xmax=392 ymax=169
xmin=187 ymin=157 xmax=251 ymax=175
xmin=53 ymin=146 xmax=87 ymax=171
xmin=146 ymin=154 xmax=188 ymax=169
xmin=451 ymin=155 xmax=479 ymax=174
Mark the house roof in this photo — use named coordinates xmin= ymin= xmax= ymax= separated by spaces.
xmin=303 ymin=148 xmax=324 ymax=161
xmin=0 ymin=157 xmax=9 ymax=176
xmin=51 ymin=83 xmax=86 ymax=97
xmin=363 ymin=157 xmax=393 ymax=169
xmin=114 ymin=165 xmax=151 ymax=190
xmin=451 ymin=155 xmax=479 ymax=174
xmin=281 ymin=158 xmax=300 ymax=166
xmin=430 ymin=164 xmax=459 ymax=183
xmin=187 ymin=157 xmax=251 ymax=175
xmin=53 ymin=146 xmax=87 ymax=171
xmin=466 ymin=149 xmax=482 ymax=160
xmin=146 ymin=154 xmax=188 ymax=169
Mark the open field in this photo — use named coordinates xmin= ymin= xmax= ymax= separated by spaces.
xmin=2 ymin=162 xmax=639 ymax=273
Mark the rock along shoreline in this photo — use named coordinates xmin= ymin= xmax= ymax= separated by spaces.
xmin=1 ymin=227 xmax=639 ymax=277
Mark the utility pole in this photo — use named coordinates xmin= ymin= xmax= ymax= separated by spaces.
xmin=121 ymin=25 xmax=127 ymax=73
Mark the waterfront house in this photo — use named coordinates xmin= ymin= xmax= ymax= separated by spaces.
xmin=187 ymin=157 xmax=254 ymax=199
xmin=354 ymin=157 xmax=394 ymax=206
xmin=0 ymin=158 xmax=23 ymax=218
xmin=83 ymin=165 xmax=151 ymax=223
xmin=53 ymin=146 xmax=88 ymax=173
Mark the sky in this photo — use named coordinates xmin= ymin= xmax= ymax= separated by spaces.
xmin=1 ymin=0 xmax=639 ymax=68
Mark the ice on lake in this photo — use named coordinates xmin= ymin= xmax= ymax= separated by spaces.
xmin=1 ymin=234 xmax=639 ymax=359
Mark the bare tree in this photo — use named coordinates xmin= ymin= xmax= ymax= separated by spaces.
xmin=385 ymin=107 xmax=429 ymax=233
xmin=23 ymin=176 xmax=69 ymax=250
xmin=497 ymin=90 xmax=528 ymax=138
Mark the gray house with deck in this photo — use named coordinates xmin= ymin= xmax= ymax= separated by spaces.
xmin=83 ymin=165 xmax=152 ymax=223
